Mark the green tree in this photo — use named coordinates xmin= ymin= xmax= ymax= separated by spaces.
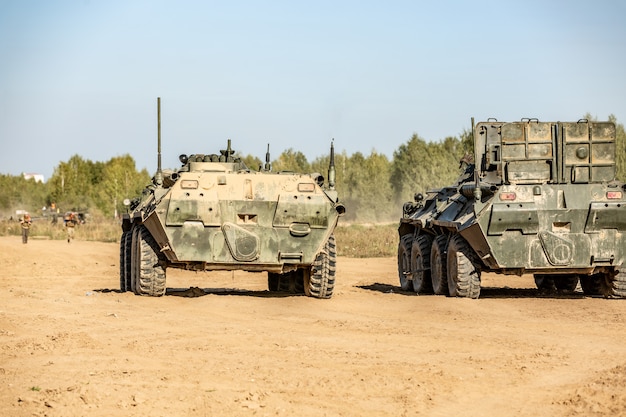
xmin=96 ymin=155 xmax=151 ymax=218
xmin=342 ymin=151 xmax=394 ymax=222
xmin=272 ymin=149 xmax=311 ymax=173
xmin=47 ymin=155 xmax=99 ymax=210
xmin=310 ymin=150 xmax=349 ymax=193
xmin=47 ymin=154 xmax=150 ymax=217
xmin=238 ymin=154 xmax=263 ymax=171
xmin=0 ymin=174 xmax=48 ymax=218
xmin=390 ymin=134 xmax=464 ymax=203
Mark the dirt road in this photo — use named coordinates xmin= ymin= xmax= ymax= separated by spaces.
xmin=1 ymin=236 xmax=626 ymax=416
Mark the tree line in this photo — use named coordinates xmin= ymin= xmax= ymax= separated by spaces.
xmin=2 ymin=114 xmax=624 ymax=223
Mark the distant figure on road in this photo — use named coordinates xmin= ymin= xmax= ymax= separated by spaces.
xmin=50 ymin=202 xmax=58 ymax=224
xmin=65 ymin=212 xmax=77 ymax=243
xmin=20 ymin=213 xmax=32 ymax=244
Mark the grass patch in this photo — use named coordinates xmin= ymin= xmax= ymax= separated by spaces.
xmin=1 ymin=219 xmax=399 ymax=258
xmin=334 ymin=223 xmax=397 ymax=258
xmin=0 ymin=218 xmax=121 ymax=242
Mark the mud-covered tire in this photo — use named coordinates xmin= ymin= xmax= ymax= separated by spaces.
xmin=131 ymin=225 xmax=166 ymax=297
xmin=600 ymin=269 xmax=626 ymax=298
xmin=446 ymin=234 xmax=481 ymax=299
xmin=411 ymin=234 xmax=433 ymax=294
xmin=119 ymin=230 xmax=132 ymax=292
xmin=430 ymin=235 xmax=448 ymax=295
xmin=397 ymin=235 xmax=414 ymax=291
xmin=307 ymin=234 xmax=336 ymax=299
xmin=580 ymin=274 xmax=602 ymax=296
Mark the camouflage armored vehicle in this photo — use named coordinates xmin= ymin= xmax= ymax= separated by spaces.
xmin=120 ymin=98 xmax=345 ymax=298
xmin=398 ymin=118 xmax=626 ymax=299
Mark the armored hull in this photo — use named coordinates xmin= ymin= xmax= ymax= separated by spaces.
xmin=120 ymin=100 xmax=344 ymax=298
xmin=398 ymin=119 xmax=626 ymax=298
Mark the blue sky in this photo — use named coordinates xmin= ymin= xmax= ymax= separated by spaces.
xmin=1 ymin=0 xmax=625 ymax=180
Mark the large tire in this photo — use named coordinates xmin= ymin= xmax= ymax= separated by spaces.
xmin=119 ymin=230 xmax=132 ymax=292
xmin=446 ymin=234 xmax=481 ymax=299
xmin=580 ymin=274 xmax=602 ymax=296
xmin=293 ymin=269 xmax=305 ymax=294
xmin=268 ymin=272 xmax=280 ymax=291
xmin=307 ymin=234 xmax=336 ymax=299
xmin=130 ymin=226 xmax=141 ymax=294
xmin=268 ymin=270 xmax=303 ymax=293
xmin=600 ymin=269 xmax=626 ymax=298
xmin=534 ymin=275 xmax=556 ymax=292
xmin=430 ymin=235 xmax=449 ymax=295
xmin=411 ymin=234 xmax=433 ymax=294
xmin=534 ymin=274 xmax=579 ymax=293
xmin=131 ymin=225 xmax=166 ymax=297
xmin=554 ymin=275 xmax=579 ymax=292
xmin=397 ymin=235 xmax=414 ymax=291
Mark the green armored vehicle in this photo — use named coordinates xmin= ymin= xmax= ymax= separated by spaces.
xmin=120 ymin=99 xmax=345 ymax=298
xmin=398 ymin=118 xmax=626 ymax=298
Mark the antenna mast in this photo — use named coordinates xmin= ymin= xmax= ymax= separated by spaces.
xmin=155 ymin=97 xmax=163 ymax=185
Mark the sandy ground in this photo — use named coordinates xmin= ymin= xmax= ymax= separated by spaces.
xmin=1 ymin=236 xmax=626 ymax=417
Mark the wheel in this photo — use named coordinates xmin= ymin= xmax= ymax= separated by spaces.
xmin=130 ymin=226 xmax=141 ymax=294
xmin=268 ymin=270 xmax=303 ymax=293
xmin=307 ymin=234 xmax=336 ymax=299
xmin=268 ymin=272 xmax=280 ymax=291
xmin=600 ymin=269 xmax=626 ymax=298
xmin=131 ymin=225 xmax=166 ymax=297
xmin=535 ymin=274 xmax=579 ymax=293
xmin=534 ymin=275 xmax=556 ymax=292
xmin=293 ymin=269 xmax=305 ymax=294
xmin=278 ymin=272 xmax=293 ymax=292
xmin=411 ymin=234 xmax=433 ymax=294
xmin=430 ymin=234 xmax=449 ymax=295
xmin=580 ymin=274 xmax=602 ymax=296
xmin=554 ymin=275 xmax=579 ymax=292
xmin=397 ymin=234 xmax=414 ymax=291
xmin=119 ymin=230 xmax=132 ymax=292
xmin=446 ymin=234 xmax=481 ymax=299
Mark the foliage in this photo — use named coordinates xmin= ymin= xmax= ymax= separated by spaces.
xmin=390 ymin=133 xmax=466 ymax=204
xmin=95 ymin=155 xmax=151 ymax=218
xmin=2 ymin=114 xmax=625 ymax=230
xmin=45 ymin=154 xmax=150 ymax=219
xmin=0 ymin=218 xmax=399 ymax=257
xmin=272 ymin=148 xmax=311 ymax=172
xmin=0 ymin=174 xmax=48 ymax=218
xmin=334 ymin=223 xmax=397 ymax=258
xmin=0 ymin=216 xmax=120 ymax=242
xmin=239 ymin=154 xmax=263 ymax=171
xmin=339 ymin=151 xmax=395 ymax=222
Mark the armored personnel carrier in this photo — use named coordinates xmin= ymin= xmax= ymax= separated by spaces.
xmin=120 ymin=99 xmax=345 ymax=298
xmin=398 ymin=118 xmax=626 ymax=298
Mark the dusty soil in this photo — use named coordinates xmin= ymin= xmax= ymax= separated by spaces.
xmin=1 ymin=236 xmax=626 ymax=417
